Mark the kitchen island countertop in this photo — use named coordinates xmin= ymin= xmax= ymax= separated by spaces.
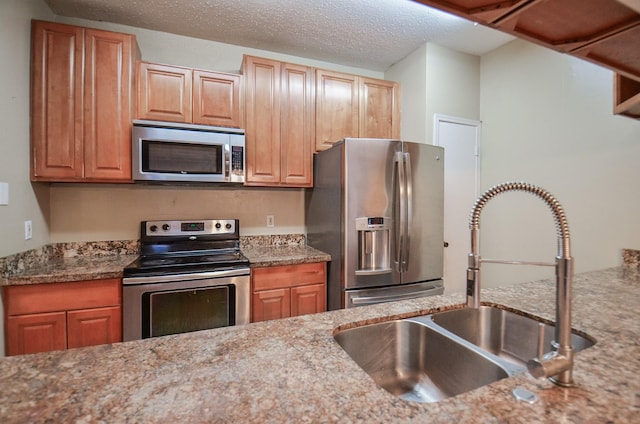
xmin=0 ymin=267 xmax=638 ymax=423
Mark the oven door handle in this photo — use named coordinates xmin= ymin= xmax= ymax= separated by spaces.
xmin=122 ymin=267 xmax=250 ymax=285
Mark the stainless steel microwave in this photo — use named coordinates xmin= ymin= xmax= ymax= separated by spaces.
xmin=132 ymin=120 xmax=245 ymax=183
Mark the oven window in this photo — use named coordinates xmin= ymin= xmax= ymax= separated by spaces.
xmin=142 ymin=140 xmax=223 ymax=174
xmin=144 ymin=285 xmax=235 ymax=338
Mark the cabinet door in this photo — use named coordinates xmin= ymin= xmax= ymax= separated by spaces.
xmin=137 ymin=62 xmax=193 ymax=122
xmin=31 ymin=21 xmax=84 ymax=180
xmin=291 ymin=284 xmax=326 ymax=317
xmin=359 ymin=77 xmax=400 ymax=139
xmin=280 ymin=63 xmax=314 ymax=187
xmin=193 ymin=70 xmax=242 ymax=127
xmin=83 ymin=29 xmax=136 ymax=181
xmin=6 ymin=312 xmax=67 ymax=356
xmin=243 ymin=56 xmax=282 ymax=185
xmin=315 ymin=69 xmax=359 ymax=152
xmin=67 ymin=306 xmax=122 ymax=349
xmin=252 ymin=288 xmax=291 ymax=323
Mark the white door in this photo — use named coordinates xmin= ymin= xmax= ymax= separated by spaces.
xmin=434 ymin=115 xmax=481 ymax=295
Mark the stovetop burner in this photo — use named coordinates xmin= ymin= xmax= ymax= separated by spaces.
xmin=123 ymin=219 xmax=249 ymax=278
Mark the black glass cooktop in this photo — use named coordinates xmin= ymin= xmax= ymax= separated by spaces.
xmin=123 ymin=249 xmax=249 ymax=278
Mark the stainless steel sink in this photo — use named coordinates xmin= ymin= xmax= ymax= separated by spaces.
xmin=334 ymin=306 xmax=595 ymax=403
xmin=334 ymin=320 xmax=513 ymax=403
xmin=428 ymin=306 xmax=595 ymax=368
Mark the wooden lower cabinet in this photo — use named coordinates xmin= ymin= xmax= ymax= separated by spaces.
xmin=251 ymin=262 xmax=326 ymax=323
xmin=66 ymin=306 xmax=121 ymax=349
xmin=3 ymin=279 xmax=122 ymax=356
xmin=6 ymin=312 xmax=67 ymax=355
xmin=252 ymin=288 xmax=291 ymax=322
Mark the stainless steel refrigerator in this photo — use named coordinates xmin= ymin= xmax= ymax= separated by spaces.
xmin=306 ymin=138 xmax=444 ymax=310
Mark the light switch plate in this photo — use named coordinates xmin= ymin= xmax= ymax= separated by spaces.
xmin=0 ymin=182 xmax=8 ymax=205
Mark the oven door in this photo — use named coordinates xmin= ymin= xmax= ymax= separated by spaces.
xmin=122 ymin=269 xmax=250 ymax=341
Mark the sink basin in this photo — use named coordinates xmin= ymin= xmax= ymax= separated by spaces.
xmin=428 ymin=306 xmax=595 ymax=368
xmin=334 ymin=320 xmax=511 ymax=403
xmin=334 ymin=305 xmax=596 ymax=403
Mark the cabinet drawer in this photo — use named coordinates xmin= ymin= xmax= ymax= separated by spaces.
xmin=3 ymin=279 xmax=121 ymax=316
xmin=252 ymin=262 xmax=326 ymax=291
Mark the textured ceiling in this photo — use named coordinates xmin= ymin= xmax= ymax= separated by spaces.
xmin=44 ymin=0 xmax=515 ymax=71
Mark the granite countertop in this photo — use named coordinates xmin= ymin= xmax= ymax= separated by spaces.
xmin=0 ymin=267 xmax=638 ymax=423
xmin=0 ymin=254 xmax=139 ymax=286
xmin=1 ymin=242 xmax=330 ymax=286
xmin=242 ymin=244 xmax=331 ymax=267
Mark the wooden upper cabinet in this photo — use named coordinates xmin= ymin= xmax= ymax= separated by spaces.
xmin=137 ymin=62 xmax=193 ymax=123
xmin=315 ymin=69 xmax=359 ymax=151
xmin=31 ymin=20 xmax=139 ymax=182
xmin=84 ymin=28 xmax=136 ymax=180
xmin=415 ymin=0 xmax=640 ymax=106
xmin=315 ymin=69 xmax=400 ymax=151
xmin=137 ymin=62 xmax=243 ymax=127
xmin=243 ymin=56 xmax=281 ymax=185
xmin=31 ymin=21 xmax=84 ymax=180
xmin=193 ymin=70 xmax=242 ymax=127
xmin=280 ymin=63 xmax=314 ymax=186
xmin=242 ymin=55 xmax=314 ymax=187
xmin=359 ymin=77 xmax=400 ymax=139
xmin=614 ymin=73 xmax=640 ymax=119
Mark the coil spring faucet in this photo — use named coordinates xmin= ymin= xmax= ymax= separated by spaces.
xmin=466 ymin=181 xmax=575 ymax=387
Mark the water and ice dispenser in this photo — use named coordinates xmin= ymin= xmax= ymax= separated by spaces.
xmin=356 ymin=217 xmax=391 ymax=275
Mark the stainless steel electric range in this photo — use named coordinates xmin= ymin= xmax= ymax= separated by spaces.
xmin=122 ymin=219 xmax=250 ymax=341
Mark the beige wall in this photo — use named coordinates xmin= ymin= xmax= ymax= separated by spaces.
xmin=50 ymin=185 xmax=305 ymax=241
xmin=386 ymin=43 xmax=480 ymax=144
xmin=0 ymin=0 xmax=55 ymax=258
xmin=424 ymin=43 xmax=481 ymax=141
xmin=385 ymin=45 xmax=428 ymax=142
xmin=479 ymin=39 xmax=640 ymax=287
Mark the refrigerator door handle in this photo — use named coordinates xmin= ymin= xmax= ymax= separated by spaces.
xmin=403 ymin=151 xmax=413 ymax=271
xmin=393 ymin=151 xmax=406 ymax=272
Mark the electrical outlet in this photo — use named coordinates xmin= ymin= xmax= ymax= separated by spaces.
xmin=266 ymin=215 xmax=275 ymax=228
xmin=24 ymin=220 xmax=32 ymax=240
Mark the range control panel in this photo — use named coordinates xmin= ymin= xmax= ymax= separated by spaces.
xmin=144 ymin=219 xmax=236 ymax=237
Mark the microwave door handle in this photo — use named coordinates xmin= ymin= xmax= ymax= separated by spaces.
xmin=224 ymin=143 xmax=230 ymax=181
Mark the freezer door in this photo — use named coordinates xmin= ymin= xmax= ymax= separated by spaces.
xmin=400 ymin=142 xmax=444 ymax=284
xmin=344 ymin=138 xmax=402 ymax=290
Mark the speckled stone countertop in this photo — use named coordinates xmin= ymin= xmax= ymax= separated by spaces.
xmin=0 ymin=267 xmax=638 ymax=423
xmin=0 ymin=235 xmax=329 ymax=286
xmin=0 ymin=254 xmax=138 ymax=286
xmin=242 ymin=244 xmax=331 ymax=267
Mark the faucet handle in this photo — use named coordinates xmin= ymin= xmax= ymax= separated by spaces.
xmin=527 ymin=347 xmax=575 ymax=387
